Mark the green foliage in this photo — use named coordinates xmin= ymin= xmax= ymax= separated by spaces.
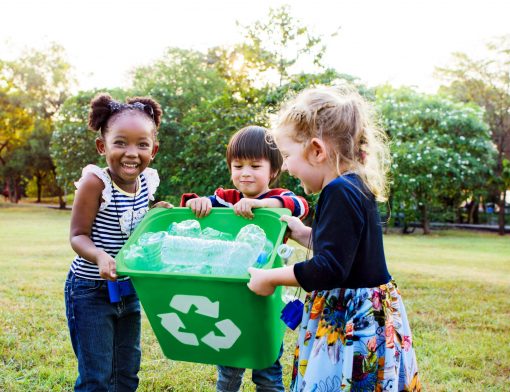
xmin=436 ymin=35 xmax=510 ymax=233
xmin=238 ymin=4 xmax=329 ymax=85
xmin=50 ymin=91 xmax=104 ymax=193
xmin=131 ymin=48 xmax=233 ymax=200
xmin=0 ymin=43 xmax=73 ymax=203
xmin=376 ymin=86 xmax=496 ymax=228
xmin=2 ymin=43 xmax=74 ymax=118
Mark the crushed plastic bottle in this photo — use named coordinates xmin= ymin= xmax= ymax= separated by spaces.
xmin=122 ymin=245 xmax=145 ymax=269
xmin=137 ymin=231 xmax=167 ymax=270
xmin=235 ymin=224 xmax=266 ymax=255
xmin=123 ymin=222 xmax=273 ymax=276
xmin=168 ymin=219 xmax=202 ymax=237
xmin=201 ymin=227 xmax=234 ymax=241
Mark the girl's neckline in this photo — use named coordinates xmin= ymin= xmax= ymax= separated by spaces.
xmin=104 ymin=169 xmax=142 ymax=197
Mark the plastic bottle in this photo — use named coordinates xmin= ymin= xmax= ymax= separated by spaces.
xmin=277 ymin=244 xmax=294 ymax=264
xmin=201 ymin=227 xmax=234 ymax=241
xmin=168 ymin=219 xmax=202 ymax=237
xmin=138 ymin=231 xmax=167 ymax=270
xmin=235 ymin=224 xmax=266 ymax=255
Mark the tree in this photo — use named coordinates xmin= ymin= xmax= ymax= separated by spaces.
xmin=237 ymin=4 xmax=331 ymax=86
xmin=376 ymin=87 xmax=495 ymax=234
xmin=51 ymin=90 xmax=113 ymax=207
xmin=25 ymin=121 xmax=55 ymax=202
xmin=5 ymin=43 xmax=73 ymax=119
xmin=0 ymin=74 xmax=34 ymax=201
xmin=1 ymin=43 xmax=73 ymax=205
xmin=436 ymin=35 xmax=510 ymax=235
xmin=134 ymin=48 xmax=254 ymax=201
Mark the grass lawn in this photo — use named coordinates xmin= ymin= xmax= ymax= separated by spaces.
xmin=0 ymin=204 xmax=509 ymax=391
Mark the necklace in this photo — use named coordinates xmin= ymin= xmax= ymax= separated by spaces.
xmin=109 ymin=169 xmax=138 ymax=239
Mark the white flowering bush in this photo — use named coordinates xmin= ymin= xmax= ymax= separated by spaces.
xmin=376 ymin=86 xmax=496 ymax=232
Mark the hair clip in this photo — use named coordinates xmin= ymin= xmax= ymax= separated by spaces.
xmin=131 ymin=102 xmax=155 ymax=120
xmin=108 ymin=101 xmax=122 ymax=113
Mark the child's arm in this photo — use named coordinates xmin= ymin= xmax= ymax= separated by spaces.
xmin=152 ymin=201 xmax=174 ymax=209
xmin=233 ymin=189 xmax=309 ymax=220
xmin=280 ymin=215 xmax=312 ymax=248
xmin=233 ymin=198 xmax=281 ymax=219
xmin=267 ymin=190 xmax=309 ymax=220
xmin=247 ymin=265 xmax=299 ymax=296
xmin=70 ymin=174 xmax=118 ymax=281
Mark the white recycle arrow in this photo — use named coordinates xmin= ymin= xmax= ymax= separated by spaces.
xmin=201 ymin=319 xmax=241 ymax=352
xmin=158 ymin=312 xmax=199 ymax=346
xmin=170 ymin=295 xmax=219 ymax=318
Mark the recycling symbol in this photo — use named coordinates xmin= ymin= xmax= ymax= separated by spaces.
xmin=158 ymin=295 xmax=241 ymax=352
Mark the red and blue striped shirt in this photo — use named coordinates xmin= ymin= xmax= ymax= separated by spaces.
xmin=181 ymin=188 xmax=309 ymax=220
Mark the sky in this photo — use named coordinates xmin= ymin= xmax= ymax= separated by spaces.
xmin=1 ymin=0 xmax=509 ymax=93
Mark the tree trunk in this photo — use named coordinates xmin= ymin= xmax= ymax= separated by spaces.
xmin=8 ymin=176 xmax=16 ymax=203
xmin=13 ymin=177 xmax=21 ymax=203
xmin=51 ymin=167 xmax=67 ymax=209
xmin=58 ymin=192 xmax=66 ymax=209
xmin=36 ymin=174 xmax=42 ymax=203
xmin=457 ymin=206 xmax=463 ymax=223
xmin=420 ymin=204 xmax=431 ymax=235
xmin=498 ymin=189 xmax=506 ymax=236
xmin=468 ymin=200 xmax=479 ymax=224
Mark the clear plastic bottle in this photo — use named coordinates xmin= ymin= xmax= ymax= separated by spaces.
xmin=168 ymin=219 xmax=202 ymax=238
xmin=201 ymin=227 xmax=234 ymax=241
xmin=122 ymin=244 xmax=145 ymax=270
xmin=137 ymin=231 xmax=167 ymax=270
xmin=235 ymin=224 xmax=266 ymax=255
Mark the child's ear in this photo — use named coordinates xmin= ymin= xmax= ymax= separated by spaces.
xmin=96 ymin=138 xmax=106 ymax=156
xmin=151 ymin=143 xmax=159 ymax=159
xmin=308 ymin=137 xmax=328 ymax=164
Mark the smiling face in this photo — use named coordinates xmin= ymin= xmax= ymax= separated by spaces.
xmin=230 ymin=158 xmax=272 ymax=198
xmin=96 ymin=112 xmax=158 ymax=191
xmin=275 ymin=126 xmax=336 ymax=195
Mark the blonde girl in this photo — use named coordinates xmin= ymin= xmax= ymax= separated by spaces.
xmin=248 ymin=87 xmax=421 ymax=391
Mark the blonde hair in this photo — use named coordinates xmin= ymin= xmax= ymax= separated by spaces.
xmin=274 ymin=86 xmax=390 ymax=202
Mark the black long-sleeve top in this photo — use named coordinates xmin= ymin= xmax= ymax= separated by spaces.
xmin=293 ymin=174 xmax=391 ymax=291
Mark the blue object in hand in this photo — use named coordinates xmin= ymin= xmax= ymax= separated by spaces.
xmin=108 ymin=280 xmax=136 ymax=303
xmin=280 ymin=299 xmax=304 ymax=330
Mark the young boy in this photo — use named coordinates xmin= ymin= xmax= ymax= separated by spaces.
xmin=180 ymin=125 xmax=308 ymax=392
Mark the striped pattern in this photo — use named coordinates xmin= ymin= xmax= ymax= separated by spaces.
xmin=71 ymin=174 xmax=150 ymax=280
xmin=180 ymin=187 xmax=309 ymax=220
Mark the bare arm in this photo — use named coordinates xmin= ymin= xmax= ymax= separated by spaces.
xmin=233 ymin=198 xmax=283 ymax=219
xmin=70 ymin=174 xmax=117 ymax=280
xmin=247 ymin=265 xmax=299 ymax=296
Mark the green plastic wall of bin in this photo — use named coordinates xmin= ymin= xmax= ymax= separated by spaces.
xmin=116 ymin=207 xmax=291 ymax=369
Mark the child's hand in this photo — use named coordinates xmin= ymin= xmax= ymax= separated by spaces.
xmin=186 ymin=197 xmax=212 ymax=218
xmin=247 ymin=267 xmax=276 ymax=296
xmin=233 ymin=198 xmax=262 ymax=219
xmin=151 ymin=201 xmax=174 ymax=209
xmin=97 ymin=251 xmax=117 ymax=281
xmin=281 ymin=215 xmax=312 ymax=247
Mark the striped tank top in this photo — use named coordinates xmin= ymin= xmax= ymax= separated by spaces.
xmin=70 ymin=165 xmax=159 ymax=280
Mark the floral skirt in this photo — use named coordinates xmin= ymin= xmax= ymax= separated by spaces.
xmin=290 ymin=281 xmax=421 ymax=392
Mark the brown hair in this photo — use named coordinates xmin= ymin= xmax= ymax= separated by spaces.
xmin=226 ymin=126 xmax=283 ymax=184
xmin=274 ymin=86 xmax=390 ymax=201
xmin=88 ymin=93 xmax=163 ymax=138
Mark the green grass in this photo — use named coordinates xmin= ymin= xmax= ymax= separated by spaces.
xmin=0 ymin=205 xmax=509 ymax=391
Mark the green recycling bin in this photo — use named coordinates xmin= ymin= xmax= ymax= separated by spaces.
xmin=116 ymin=207 xmax=290 ymax=369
